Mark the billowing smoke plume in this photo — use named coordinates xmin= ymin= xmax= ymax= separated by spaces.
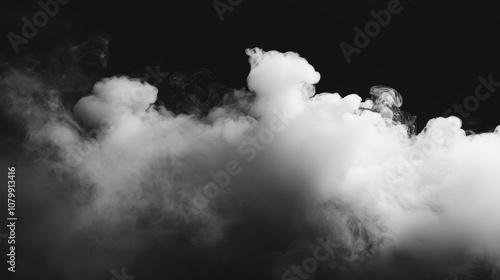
xmin=2 ymin=48 xmax=500 ymax=280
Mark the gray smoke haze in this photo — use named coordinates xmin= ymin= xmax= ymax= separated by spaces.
xmin=2 ymin=48 xmax=500 ymax=280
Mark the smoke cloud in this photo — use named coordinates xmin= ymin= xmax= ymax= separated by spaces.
xmin=2 ymin=48 xmax=500 ymax=280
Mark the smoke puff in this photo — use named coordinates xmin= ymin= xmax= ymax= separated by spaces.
xmin=246 ymin=48 xmax=321 ymax=119
xmin=3 ymin=47 xmax=500 ymax=280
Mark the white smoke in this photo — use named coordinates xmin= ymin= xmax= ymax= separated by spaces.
xmin=3 ymin=48 xmax=500 ymax=279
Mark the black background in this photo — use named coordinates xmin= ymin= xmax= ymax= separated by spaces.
xmin=1 ymin=0 xmax=500 ymax=132
xmin=1 ymin=1 xmax=500 ymax=280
